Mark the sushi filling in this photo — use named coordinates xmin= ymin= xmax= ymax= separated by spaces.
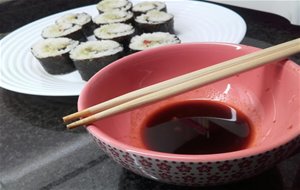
xmin=129 ymin=32 xmax=180 ymax=51
xmin=94 ymin=23 xmax=134 ymax=39
xmin=56 ymin=13 xmax=92 ymax=26
xmin=70 ymin=40 xmax=123 ymax=60
xmin=42 ymin=23 xmax=82 ymax=38
xmin=31 ymin=38 xmax=78 ymax=58
xmin=132 ymin=1 xmax=166 ymax=13
xmin=97 ymin=0 xmax=132 ymax=12
xmin=93 ymin=10 xmax=133 ymax=25
xmin=135 ymin=10 xmax=173 ymax=24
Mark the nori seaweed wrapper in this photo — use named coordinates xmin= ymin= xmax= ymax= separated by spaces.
xmin=134 ymin=10 xmax=174 ymax=34
xmin=132 ymin=2 xmax=167 ymax=17
xmin=82 ymin=20 xmax=97 ymax=37
xmin=42 ymin=23 xmax=87 ymax=42
xmin=31 ymin=38 xmax=78 ymax=75
xmin=63 ymin=29 xmax=87 ymax=42
xmin=34 ymin=54 xmax=76 ymax=75
xmin=135 ymin=18 xmax=174 ymax=34
xmin=70 ymin=40 xmax=124 ymax=81
xmin=73 ymin=51 xmax=124 ymax=81
xmin=94 ymin=23 xmax=136 ymax=53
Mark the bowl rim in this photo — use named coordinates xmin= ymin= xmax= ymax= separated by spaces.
xmin=80 ymin=42 xmax=300 ymax=162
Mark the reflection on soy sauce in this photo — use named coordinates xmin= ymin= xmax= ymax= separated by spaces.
xmin=142 ymin=100 xmax=254 ymax=154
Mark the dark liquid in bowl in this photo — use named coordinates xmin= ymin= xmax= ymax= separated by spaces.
xmin=142 ymin=100 xmax=254 ymax=154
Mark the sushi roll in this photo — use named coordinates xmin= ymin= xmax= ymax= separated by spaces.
xmin=94 ymin=23 xmax=135 ymax=51
xmin=135 ymin=10 xmax=174 ymax=34
xmin=129 ymin=32 xmax=180 ymax=52
xmin=56 ymin=12 xmax=95 ymax=37
xmin=70 ymin=40 xmax=124 ymax=81
xmin=96 ymin=0 xmax=132 ymax=13
xmin=31 ymin=38 xmax=79 ymax=75
xmin=42 ymin=23 xmax=87 ymax=42
xmin=132 ymin=1 xmax=167 ymax=16
xmin=92 ymin=10 xmax=134 ymax=27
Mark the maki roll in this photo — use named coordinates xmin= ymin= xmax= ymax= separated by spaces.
xmin=129 ymin=32 xmax=180 ymax=52
xmin=31 ymin=38 xmax=79 ymax=75
xmin=56 ymin=12 xmax=95 ymax=37
xmin=94 ymin=23 xmax=135 ymax=51
xmin=92 ymin=10 xmax=134 ymax=26
xmin=70 ymin=40 xmax=123 ymax=81
xmin=132 ymin=1 xmax=167 ymax=16
xmin=135 ymin=10 xmax=174 ymax=34
xmin=42 ymin=23 xmax=87 ymax=42
xmin=96 ymin=0 xmax=132 ymax=13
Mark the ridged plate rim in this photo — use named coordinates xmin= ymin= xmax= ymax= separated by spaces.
xmin=0 ymin=0 xmax=246 ymax=96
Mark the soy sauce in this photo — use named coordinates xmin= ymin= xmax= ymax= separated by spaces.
xmin=142 ymin=100 xmax=254 ymax=154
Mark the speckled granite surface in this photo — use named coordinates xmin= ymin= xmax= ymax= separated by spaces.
xmin=0 ymin=1 xmax=300 ymax=190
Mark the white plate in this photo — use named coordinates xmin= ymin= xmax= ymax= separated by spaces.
xmin=0 ymin=0 xmax=246 ymax=96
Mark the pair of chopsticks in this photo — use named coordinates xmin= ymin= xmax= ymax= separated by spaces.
xmin=63 ymin=38 xmax=300 ymax=129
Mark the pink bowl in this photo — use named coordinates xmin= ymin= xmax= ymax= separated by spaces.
xmin=78 ymin=43 xmax=300 ymax=186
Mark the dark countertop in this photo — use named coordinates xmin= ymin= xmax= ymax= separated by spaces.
xmin=0 ymin=1 xmax=300 ymax=190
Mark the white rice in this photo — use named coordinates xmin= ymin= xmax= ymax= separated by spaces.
xmin=42 ymin=23 xmax=82 ymax=38
xmin=129 ymin=32 xmax=180 ymax=51
xmin=31 ymin=38 xmax=79 ymax=58
xmin=97 ymin=0 xmax=132 ymax=12
xmin=132 ymin=1 xmax=166 ymax=12
xmin=56 ymin=12 xmax=91 ymax=26
xmin=70 ymin=40 xmax=123 ymax=60
xmin=93 ymin=10 xmax=133 ymax=25
xmin=135 ymin=10 xmax=173 ymax=24
xmin=94 ymin=23 xmax=134 ymax=39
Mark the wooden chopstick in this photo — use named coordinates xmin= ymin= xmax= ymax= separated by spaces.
xmin=63 ymin=39 xmax=300 ymax=123
xmin=64 ymin=38 xmax=300 ymax=129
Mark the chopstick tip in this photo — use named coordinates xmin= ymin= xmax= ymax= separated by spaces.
xmin=65 ymin=115 xmax=96 ymax=129
xmin=66 ymin=123 xmax=80 ymax=129
xmin=63 ymin=110 xmax=92 ymax=124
